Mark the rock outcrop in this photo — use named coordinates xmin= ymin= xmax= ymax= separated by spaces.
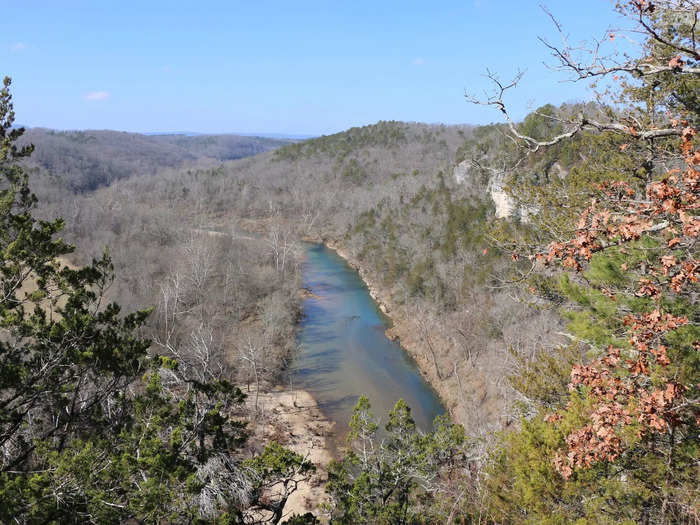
xmin=452 ymin=159 xmax=515 ymax=219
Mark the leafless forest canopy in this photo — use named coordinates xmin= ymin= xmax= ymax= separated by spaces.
xmin=24 ymin=118 xmax=566 ymax=435
xmin=5 ymin=2 xmax=698 ymax=521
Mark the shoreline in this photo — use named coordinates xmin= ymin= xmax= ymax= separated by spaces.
xmin=246 ymin=388 xmax=334 ymax=520
xmin=267 ymin=238 xmax=463 ymax=518
xmin=321 ymin=239 xmax=462 ymax=426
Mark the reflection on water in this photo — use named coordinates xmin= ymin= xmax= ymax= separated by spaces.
xmin=291 ymin=244 xmax=446 ymax=441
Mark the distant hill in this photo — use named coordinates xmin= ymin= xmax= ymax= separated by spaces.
xmin=35 ymin=117 xmax=565 ymax=439
xmin=20 ymin=128 xmax=291 ymax=193
xmin=234 ymin=132 xmax=318 ymax=140
xmin=142 ymin=131 xmax=317 ymax=139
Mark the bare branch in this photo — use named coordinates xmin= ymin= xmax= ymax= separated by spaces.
xmin=537 ymin=2 xmax=700 ymax=83
xmin=634 ymin=2 xmax=700 ymax=60
xmin=539 ymin=36 xmax=700 ymax=79
xmin=467 ymin=70 xmax=684 ymax=157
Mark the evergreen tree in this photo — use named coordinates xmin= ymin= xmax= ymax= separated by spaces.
xmin=326 ymin=397 xmax=471 ymax=524
xmin=478 ymin=2 xmax=699 ymax=522
xmin=0 ymin=76 xmax=313 ymax=524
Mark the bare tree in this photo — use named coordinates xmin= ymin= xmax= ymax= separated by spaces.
xmin=466 ymin=1 xmax=698 ymax=167
xmin=238 ymin=336 xmax=264 ymax=414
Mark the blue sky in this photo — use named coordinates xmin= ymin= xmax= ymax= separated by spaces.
xmin=3 ymin=1 xmax=626 ymax=135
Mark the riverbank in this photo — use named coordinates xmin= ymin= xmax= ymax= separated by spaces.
xmin=322 ymin=240 xmax=484 ymax=430
xmin=293 ymin=242 xmax=445 ymax=439
xmin=245 ymin=388 xmax=333 ymax=519
xmin=241 ymin=237 xmax=468 ymax=517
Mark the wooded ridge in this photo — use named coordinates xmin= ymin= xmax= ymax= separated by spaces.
xmin=1 ymin=1 xmax=698 ymax=522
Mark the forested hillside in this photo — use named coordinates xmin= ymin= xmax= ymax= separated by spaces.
xmin=22 ymin=128 xmax=290 ymax=193
xmin=1 ymin=0 xmax=698 ymax=523
xmin=37 ymin=118 xmax=541 ymax=436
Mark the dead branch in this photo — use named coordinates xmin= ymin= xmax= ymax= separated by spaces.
xmin=466 ymin=70 xmax=684 ymax=155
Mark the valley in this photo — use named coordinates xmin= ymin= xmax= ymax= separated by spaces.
xmin=2 ymin=4 xmax=698 ymax=519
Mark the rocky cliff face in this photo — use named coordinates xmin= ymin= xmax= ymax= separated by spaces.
xmin=452 ymin=159 xmax=470 ymax=185
xmin=453 ymin=160 xmax=515 ymax=219
xmin=488 ymin=178 xmax=516 ymax=219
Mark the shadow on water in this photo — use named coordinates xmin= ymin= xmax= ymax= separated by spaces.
xmin=290 ymin=243 xmax=446 ymax=446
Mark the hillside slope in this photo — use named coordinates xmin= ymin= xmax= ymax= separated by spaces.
xmin=44 ymin=119 xmax=561 ymax=437
xmin=21 ymin=128 xmax=291 ymax=193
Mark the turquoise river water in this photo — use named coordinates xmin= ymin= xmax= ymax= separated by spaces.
xmin=291 ymin=244 xmax=446 ymax=440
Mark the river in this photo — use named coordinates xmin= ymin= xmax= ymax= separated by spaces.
xmin=291 ymin=243 xmax=446 ymax=442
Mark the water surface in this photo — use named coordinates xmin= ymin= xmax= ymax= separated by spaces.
xmin=291 ymin=244 xmax=445 ymax=440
